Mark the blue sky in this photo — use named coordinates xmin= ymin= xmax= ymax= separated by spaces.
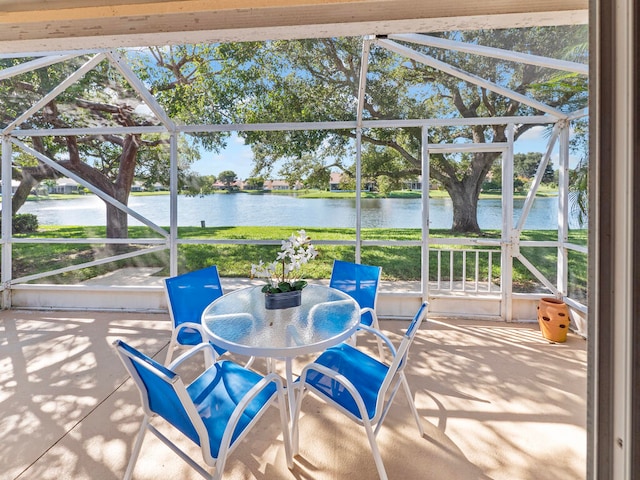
xmin=515 ymin=125 xmax=582 ymax=169
xmin=190 ymin=126 xmax=579 ymax=180
xmin=191 ymin=133 xmax=255 ymax=179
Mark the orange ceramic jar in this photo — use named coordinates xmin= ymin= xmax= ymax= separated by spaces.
xmin=537 ymin=297 xmax=571 ymax=343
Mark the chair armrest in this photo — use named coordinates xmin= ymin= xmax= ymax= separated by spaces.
xmin=360 ymin=306 xmax=377 ymax=318
xmin=174 ymin=321 xmax=204 ymax=334
xmin=355 ymin=324 xmax=397 ymax=357
xmin=218 ymin=371 xmax=287 ymax=452
xmin=359 ymin=307 xmax=379 ymax=326
xmin=168 ymin=342 xmax=217 ymax=370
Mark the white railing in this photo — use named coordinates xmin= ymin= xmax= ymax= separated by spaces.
xmin=431 ymin=247 xmax=501 ymax=294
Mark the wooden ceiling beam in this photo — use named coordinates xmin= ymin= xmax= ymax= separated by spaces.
xmin=0 ymin=0 xmax=588 ymax=54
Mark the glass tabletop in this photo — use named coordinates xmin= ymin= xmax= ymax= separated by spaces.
xmin=201 ymin=284 xmax=360 ymax=358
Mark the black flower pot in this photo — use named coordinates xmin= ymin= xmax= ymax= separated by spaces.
xmin=264 ymin=289 xmax=302 ymax=310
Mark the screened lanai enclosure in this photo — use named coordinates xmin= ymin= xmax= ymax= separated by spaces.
xmin=0 ymin=29 xmax=589 ymax=330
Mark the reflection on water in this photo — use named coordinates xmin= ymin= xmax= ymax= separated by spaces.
xmin=19 ymin=193 xmax=585 ymax=230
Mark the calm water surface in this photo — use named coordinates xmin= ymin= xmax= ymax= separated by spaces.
xmin=20 ymin=194 xmax=584 ymax=230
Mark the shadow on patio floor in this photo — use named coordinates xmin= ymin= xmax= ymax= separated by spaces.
xmin=0 ymin=310 xmax=586 ymax=480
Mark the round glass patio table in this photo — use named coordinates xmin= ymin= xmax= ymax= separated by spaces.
xmin=201 ymin=284 xmax=360 ymax=421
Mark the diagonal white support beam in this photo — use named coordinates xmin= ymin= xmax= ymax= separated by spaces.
xmin=2 ymin=53 xmax=106 ymax=135
xmin=389 ymin=33 xmax=588 ymax=75
xmin=376 ymin=38 xmax=566 ymax=118
xmin=515 ymin=122 xmax=562 ymax=231
xmin=567 ymin=107 xmax=589 ymax=120
xmin=11 ymin=138 xmax=169 ymax=238
xmin=516 ymin=252 xmax=558 ymax=294
xmin=12 ymin=244 xmax=167 ymax=285
xmin=0 ymin=54 xmax=79 ymax=81
xmin=105 ymin=50 xmax=176 ymax=131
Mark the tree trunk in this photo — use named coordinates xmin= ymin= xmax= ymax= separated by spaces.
xmin=106 ymin=203 xmax=129 ymax=239
xmin=11 ymin=175 xmax=39 ymax=216
xmin=100 ymin=182 xmax=131 ymax=255
xmin=448 ymin=182 xmax=482 ymax=233
xmin=10 ymin=141 xmax=60 ymax=215
xmin=101 ymin=135 xmax=139 ymax=256
xmin=433 ymin=150 xmax=499 ymax=234
xmin=106 ymin=135 xmax=139 ymax=240
xmin=61 ymin=134 xmax=139 ymax=242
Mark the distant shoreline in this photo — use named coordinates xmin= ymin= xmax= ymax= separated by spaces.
xmin=22 ymin=186 xmax=558 ymax=203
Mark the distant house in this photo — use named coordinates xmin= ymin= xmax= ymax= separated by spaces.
xmin=330 ymin=172 xmax=431 ymax=192
xmin=212 ymin=180 xmax=240 ymax=191
xmin=263 ymin=179 xmax=291 ymax=190
xmin=329 ymin=172 xmax=342 ymax=191
xmin=404 ymin=175 xmax=437 ymax=191
xmin=405 ymin=176 xmax=422 ymax=190
xmin=0 ymin=180 xmax=21 ymax=194
xmin=48 ymin=178 xmax=80 ymax=194
xmin=329 ymin=172 xmax=375 ymax=191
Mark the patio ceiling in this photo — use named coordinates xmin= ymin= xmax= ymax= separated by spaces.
xmin=0 ymin=0 xmax=588 ymax=55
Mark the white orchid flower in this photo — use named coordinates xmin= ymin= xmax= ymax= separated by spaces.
xmin=251 ymin=230 xmax=318 ymax=292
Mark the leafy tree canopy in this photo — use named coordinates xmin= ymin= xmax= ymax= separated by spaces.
xmin=218 ymin=170 xmax=238 ymax=190
xmin=514 ymin=152 xmax=555 ymax=183
xmin=205 ymin=27 xmax=587 ymax=231
xmin=1 ymin=26 xmax=588 ymax=235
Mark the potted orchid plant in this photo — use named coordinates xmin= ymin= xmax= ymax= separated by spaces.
xmin=250 ymin=230 xmax=318 ymax=309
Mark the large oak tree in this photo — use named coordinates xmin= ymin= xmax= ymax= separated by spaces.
xmin=1 ymin=49 xmax=232 ymax=241
xmin=217 ymin=28 xmax=588 ymax=232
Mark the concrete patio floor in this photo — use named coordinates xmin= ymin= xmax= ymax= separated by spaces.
xmin=1 ymin=309 xmax=586 ymax=480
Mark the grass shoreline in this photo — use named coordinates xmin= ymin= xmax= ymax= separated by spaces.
xmin=10 ymin=225 xmax=587 ymax=302
xmin=20 ymin=186 xmax=559 ymax=202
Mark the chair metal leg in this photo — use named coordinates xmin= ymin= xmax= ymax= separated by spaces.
xmin=400 ymin=372 xmax=424 ymax=436
xmin=244 ymin=356 xmax=256 ymax=369
xmin=263 ymin=357 xmax=271 ymax=373
xmin=164 ymin=331 xmax=179 ymax=365
xmin=363 ymin=419 xmax=388 ymax=480
xmin=291 ymin=384 xmax=306 ymax=457
xmin=124 ymin=416 xmax=150 ymax=480
xmin=202 ymin=345 xmax=215 ymax=368
xmin=276 ymin=379 xmax=294 ymax=469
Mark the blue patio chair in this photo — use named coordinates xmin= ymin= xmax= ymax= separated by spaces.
xmin=113 ymin=340 xmax=292 ymax=480
xmin=329 ymin=259 xmax=384 ymax=356
xmin=292 ymin=302 xmax=428 ymax=480
xmin=164 ymin=266 xmax=237 ymax=365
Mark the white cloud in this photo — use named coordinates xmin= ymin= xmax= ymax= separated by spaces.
xmin=516 ymin=125 xmax=547 ymax=141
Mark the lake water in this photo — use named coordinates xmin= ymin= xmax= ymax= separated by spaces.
xmin=19 ymin=193 xmax=585 ymax=230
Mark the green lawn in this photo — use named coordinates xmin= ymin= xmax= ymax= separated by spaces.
xmin=7 ymin=226 xmax=587 ymax=301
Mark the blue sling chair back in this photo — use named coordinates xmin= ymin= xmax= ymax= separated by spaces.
xmin=164 ymin=265 xmax=253 ymax=367
xmin=113 ymin=340 xmax=292 ymax=480
xmin=293 ymin=302 xmax=428 ymax=480
xmin=329 ymin=259 xmax=385 ymax=357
